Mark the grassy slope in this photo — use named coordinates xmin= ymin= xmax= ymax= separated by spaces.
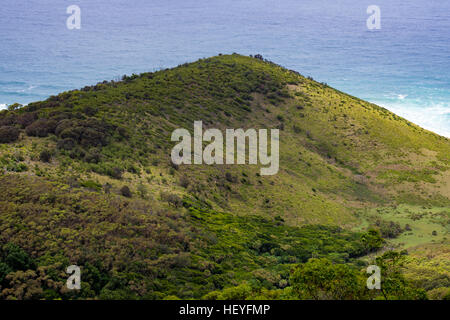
xmin=0 ymin=54 xmax=449 ymax=298
xmin=2 ymin=54 xmax=449 ymax=224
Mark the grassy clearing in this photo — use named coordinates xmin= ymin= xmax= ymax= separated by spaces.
xmin=355 ymin=204 xmax=449 ymax=249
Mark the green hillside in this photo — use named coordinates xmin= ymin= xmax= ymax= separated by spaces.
xmin=0 ymin=54 xmax=449 ymax=299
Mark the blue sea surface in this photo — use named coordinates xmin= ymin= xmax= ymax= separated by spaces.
xmin=0 ymin=0 xmax=449 ymax=137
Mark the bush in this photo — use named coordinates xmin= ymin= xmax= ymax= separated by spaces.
xmin=55 ymin=119 xmax=73 ymax=136
xmin=56 ymin=118 xmax=112 ymax=148
xmin=80 ymin=128 xmax=106 ymax=147
xmin=137 ymin=183 xmax=148 ymax=199
xmin=160 ymin=192 xmax=182 ymax=207
xmin=443 ymin=290 xmax=450 ymax=300
xmin=0 ymin=115 xmax=17 ymax=126
xmin=225 ymin=172 xmax=237 ymax=183
xmin=25 ymin=119 xmax=57 ymax=137
xmin=83 ymin=106 xmax=97 ymax=116
xmin=57 ymin=138 xmax=76 ymax=150
xmin=2 ymin=243 xmax=35 ymax=271
xmin=179 ymin=175 xmax=190 ymax=188
xmin=39 ymin=150 xmax=52 ymax=163
xmin=170 ymin=161 xmax=179 ymax=170
xmin=291 ymin=258 xmax=364 ymax=300
xmin=6 ymin=162 xmax=28 ymax=172
xmin=81 ymin=180 xmax=102 ymax=191
xmin=0 ymin=262 xmax=12 ymax=284
xmin=0 ymin=126 xmax=20 ymax=143
xmin=120 ymin=186 xmax=132 ymax=198
xmin=59 ymin=126 xmax=84 ymax=141
xmin=115 ymin=126 xmax=128 ymax=139
xmin=108 ymin=167 xmax=123 ymax=179
xmin=373 ymin=218 xmax=403 ymax=239
xmin=84 ymin=151 xmax=101 ymax=164
xmin=7 ymin=103 xmax=22 ymax=111
xmin=17 ymin=112 xmax=38 ymax=128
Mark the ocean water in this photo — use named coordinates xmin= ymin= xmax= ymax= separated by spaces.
xmin=0 ymin=0 xmax=449 ymax=137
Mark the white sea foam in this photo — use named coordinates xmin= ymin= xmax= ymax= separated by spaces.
xmin=0 ymin=104 xmax=7 ymax=110
xmin=17 ymin=85 xmax=37 ymax=93
xmin=373 ymin=100 xmax=450 ymax=138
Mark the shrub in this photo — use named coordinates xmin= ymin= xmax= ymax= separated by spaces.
xmin=0 ymin=115 xmax=17 ymax=127
xmin=57 ymin=138 xmax=76 ymax=150
xmin=56 ymin=118 xmax=112 ymax=148
xmin=361 ymin=229 xmax=384 ymax=252
xmin=81 ymin=180 xmax=102 ymax=191
xmin=59 ymin=126 xmax=84 ymax=141
xmin=69 ymin=149 xmax=85 ymax=159
xmin=17 ymin=112 xmax=38 ymax=128
xmin=126 ymin=164 xmax=139 ymax=174
xmin=120 ymin=186 xmax=132 ymax=198
xmin=179 ymin=175 xmax=190 ymax=188
xmin=160 ymin=192 xmax=182 ymax=207
xmin=39 ymin=150 xmax=52 ymax=163
xmin=55 ymin=119 xmax=73 ymax=136
xmin=291 ymin=258 xmax=364 ymax=300
xmin=443 ymin=290 xmax=450 ymax=300
xmin=108 ymin=167 xmax=123 ymax=179
xmin=0 ymin=262 xmax=12 ymax=283
xmin=103 ymin=183 xmax=112 ymax=194
xmin=137 ymin=183 xmax=148 ymax=199
xmin=6 ymin=162 xmax=28 ymax=172
xmin=373 ymin=218 xmax=403 ymax=239
xmin=2 ymin=243 xmax=35 ymax=271
xmin=7 ymin=103 xmax=22 ymax=111
xmin=0 ymin=126 xmax=20 ymax=143
xmin=83 ymin=106 xmax=97 ymax=116
xmin=115 ymin=126 xmax=128 ymax=139
xmin=84 ymin=151 xmax=101 ymax=164
xmin=25 ymin=119 xmax=57 ymax=137
xmin=225 ymin=172 xmax=237 ymax=183
xmin=80 ymin=127 xmax=106 ymax=147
